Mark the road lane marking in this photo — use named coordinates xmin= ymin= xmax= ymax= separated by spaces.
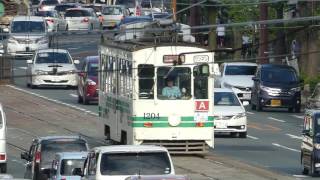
xmin=6 ymin=85 xmax=99 ymax=117
xmin=247 ymin=135 xmax=259 ymax=140
xmin=246 ymin=111 xmax=254 ymax=115
xmin=293 ymin=175 xmax=309 ymax=178
xmin=18 ymin=67 xmax=27 ymax=70
xmin=69 ymin=93 xmax=77 ymax=98
xmin=291 ymin=115 xmax=304 ymax=119
xmin=68 ymin=47 xmax=80 ymax=50
xmin=272 ymin=143 xmax=299 ymax=153
xmin=286 ymin=133 xmax=302 ymax=140
xmin=264 ymin=124 xmax=281 ymax=131
xmin=248 ymin=123 xmax=281 ymax=131
xmin=268 ymin=117 xmax=286 ymax=123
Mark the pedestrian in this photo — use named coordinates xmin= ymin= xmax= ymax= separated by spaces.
xmin=216 ymin=23 xmax=225 ymax=48
xmin=241 ymin=32 xmax=251 ymax=59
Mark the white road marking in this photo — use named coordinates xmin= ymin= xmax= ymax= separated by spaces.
xmin=18 ymin=67 xmax=28 ymax=70
xmin=272 ymin=143 xmax=300 ymax=153
xmin=286 ymin=133 xmax=302 ymax=140
xmin=293 ymin=175 xmax=309 ymax=178
xmin=247 ymin=135 xmax=259 ymax=140
xmin=268 ymin=117 xmax=286 ymax=123
xmin=68 ymin=47 xmax=80 ymax=50
xmin=292 ymin=115 xmax=304 ymax=119
xmin=69 ymin=93 xmax=78 ymax=98
xmin=246 ymin=111 xmax=254 ymax=115
xmin=6 ymin=85 xmax=98 ymax=117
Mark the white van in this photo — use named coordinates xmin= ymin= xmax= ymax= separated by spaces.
xmin=0 ymin=103 xmax=7 ymax=173
xmin=74 ymin=145 xmax=175 ymax=180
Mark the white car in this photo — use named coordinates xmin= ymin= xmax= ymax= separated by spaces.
xmin=7 ymin=16 xmax=49 ymax=57
xmin=75 ymin=145 xmax=175 ymax=180
xmin=0 ymin=103 xmax=7 ymax=173
xmin=65 ymin=8 xmax=101 ymax=31
xmin=214 ymin=88 xmax=248 ymax=138
xmin=38 ymin=0 xmax=60 ymax=11
xmin=35 ymin=10 xmax=67 ymax=31
xmin=215 ymin=62 xmax=257 ymax=102
xmin=100 ymin=5 xmax=125 ymax=29
xmin=26 ymin=49 xmax=79 ymax=88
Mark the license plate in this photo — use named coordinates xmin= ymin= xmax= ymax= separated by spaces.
xmin=215 ymin=121 xmax=227 ymax=129
xmin=243 ymin=93 xmax=251 ymax=99
xmin=271 ymin=99 xmax=281 ymax=107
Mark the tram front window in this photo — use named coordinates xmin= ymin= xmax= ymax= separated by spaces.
xmin=138 ymin=64 xmax=154 ymax=99
xmin=157 ymin=67 xmax=191 ymax=100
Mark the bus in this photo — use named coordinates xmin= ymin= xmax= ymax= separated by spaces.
xmin=98 ymin=40 xmax=215 ymax=154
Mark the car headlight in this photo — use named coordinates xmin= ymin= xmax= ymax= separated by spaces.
xmin=290 ymin=87 xmax=301 ymax=92
xmin=223 ymin=82 xmax=232 ymax=88
xmin=234 ymin=112 xmax=246 ymax=119
xmin=36 ymin=37 xmax=48 ymax=44
xmin=7 ymin=37 xmax=17 ymax=43
xmin=34 ymin=70 xmax=48 ymax=75
xmin=315 ymin=143 xmax=320 ymax=150
xmin=86 ymin=79 xmax=96 ymax=86
xmin=260 ymin=85 xmax=280 ymax=93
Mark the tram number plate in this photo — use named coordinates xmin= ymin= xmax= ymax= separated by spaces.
xmin=143 ymin=113 xmax=160 ymax=119
xmin=194 ymin=112 xmax=208 ymax=122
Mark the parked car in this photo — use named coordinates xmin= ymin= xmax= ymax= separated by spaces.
xmin=73 ymin=145 xmax=175 ymax=180
xmin=7 ymin=16 xmax=49 ymax=57
xmin=35 ymin=10 xmax=67 ymax=31
xmin=306 ymin=83 xmax=320 ymax=109
xmin=251 ymin=64 xmax=302 ymax=112
xmin=82 ymin=3 xmax=104 ymax=16
xmin=100 ymin=5 xmax=125 ymax=29
xmin=214 ymin=88 xmax=248 ymax=138
xmin=0 ymin=103 xmax=7 ymax=173
xmin=50 ymin=152 xmax=88 ymax=180
xmin=125 ymin=175 xmax=190 ymax=180
xmin=65 ymin=8 xmax=101 ymax=30
xmin=21 ymin=136 xmax=89 ymax=180
xmin=54 ymin=3 xmax=82 ymax=17
xmin=77 ymin=56 xmax=98 ymax=104
xmin=215 ymin=62 xmax=257 ymax=102
xmin=38 ymin=0 xmax=60 ymax=12
xmin=26 ymin=49 xmax=80 ymax=88
xmin=301 ymin=109 xmax=320 ymax=176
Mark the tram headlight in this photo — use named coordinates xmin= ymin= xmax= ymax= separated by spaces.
xmin=168 ymin=115 xmax=181 ymax=127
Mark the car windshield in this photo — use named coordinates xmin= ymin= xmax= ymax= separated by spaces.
xmin=224 ymin=65 xmax=257 ymax=75
xmin=35 ymin=11 xmax=55 ymax=17
xmin=102 ymin=7 xmax=123 ymax=15
xmin=100 ymin=152 xmax=171 ymax=175
xmin=115 ymin=0 xmax=135 ymax=7
xmin=88 ymin=62 xmax=98 ymax=76
xmin=60 ymin=159 xmax=85 ymax=175
xmin=41 ymin=140 xmax=87 ymax=165
xmin=36 ymin=52 xmax=72 ymax=64
xmin=261 ymin=68 xmax=298 ymax=84
xmin=41 ymin=0 xmax=58 ymax=5
xmin=11 ymin=21 xmax=45 ymax=33
xmin=214 ymin=92 xmax=241 ymax=106
xmin=65 ymin=10 xmax=91 ymax=17
xmin=55 ymin=5 xmax=77 ymax=12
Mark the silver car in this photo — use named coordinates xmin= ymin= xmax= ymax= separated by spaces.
xmin=65 ymin=8 xmax=101 ymax=31
xmin=6 ymin=16 xmax=49 ymax=57
xmin=26 ymin=49 xmax=79 ymax=88
xmin=100 ymin=5 xmax=125 ymax=29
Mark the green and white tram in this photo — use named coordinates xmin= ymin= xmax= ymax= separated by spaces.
xmin=98 ymin=41 xmax=215 ymax=154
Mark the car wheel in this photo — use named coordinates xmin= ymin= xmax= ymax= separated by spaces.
xmin=239 ymin=132 xmax=247 ymax=138
xmin=78 ymin=94 xmax=83 ymax=103
xmin=0 ymin=163 xmax=7 ymax=173
xmin=30 ymin=79 xmax=37 ymax=89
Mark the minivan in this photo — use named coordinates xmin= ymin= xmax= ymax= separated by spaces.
xmin=0 ymin=103 xmax=7 ymax=173
xmin=251 ymin=64 xmax=301 ymax=112
xmin=301 ymin=109 xmax=320 ymax=176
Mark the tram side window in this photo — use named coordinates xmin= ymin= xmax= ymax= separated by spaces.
xmin=138 ymin=64 xmax=154 ymax=99
xmin=194 ymin=64 xmax=209 ymax=99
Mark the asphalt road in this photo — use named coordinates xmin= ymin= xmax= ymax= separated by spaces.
xmin=9 ymin=33 xmax=314 ymax=179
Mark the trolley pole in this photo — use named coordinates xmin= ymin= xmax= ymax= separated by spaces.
xmin=258 ymin=0 xmax=268 ymax=64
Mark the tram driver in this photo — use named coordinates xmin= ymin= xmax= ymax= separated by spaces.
xmin=162 ymin=78 xmax=182 ymax=99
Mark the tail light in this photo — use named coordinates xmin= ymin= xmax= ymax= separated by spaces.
xmin=135 ymin=6 xmax=141 ymax=16
xmin=81 ymin=18 xmax=89 ymax=23
xmin=143 ymin=122 xmax=153 ymax=127
xmin=61 ymin=178 xmax=66 ymax=180
xmin=196 ymin=122 xmax=204 ymax=127
xmin=35 ymin=151 xmax=41 ymax=163
xmin=46 ymin=19 xmax=54 ymax=23
xmin=0 ymin=154 xmax=5 ymax=160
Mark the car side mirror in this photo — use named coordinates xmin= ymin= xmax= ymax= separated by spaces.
xmin=21 ymin=151 xmax=30 ymax=161
xmin=242 ymin=101 xmax=249 ymax=106
xmin=74 ymin=59 xmax=80 ymax=64
xmin=72 ymin=168 xmax=83 ymax=177
xmin=252 ymin=77 xmax=259 ymax=81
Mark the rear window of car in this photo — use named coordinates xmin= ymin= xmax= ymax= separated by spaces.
xmin=41 ymin=0 xmax=58 ymax=5
xmin=102 ymin=7 xmax=123 ymax=15
xmin=36 ymin=52 xmax=72 ymax=64
xmin=65 ymin=9 xmax=91 ymax=17
xmin=60 ymin=159 xmax=85 ymax=175
xmin=224 ymin=65 xmax=257 ymax=76
xmin=55 ymin=5 xmax=77 ymax=12
xmin=100 ymin=152 xmax=171 ymax=175
xmin=35 ymin=11 xmax=55 ymax=17
xmin=41 ymin=140 xmax=87 ymax=164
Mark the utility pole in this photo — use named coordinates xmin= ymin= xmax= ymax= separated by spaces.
xmin=172 ymin=0 xmax=176 ymax=21
xmin=258 ymin=0 xmax=268 ymax=64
